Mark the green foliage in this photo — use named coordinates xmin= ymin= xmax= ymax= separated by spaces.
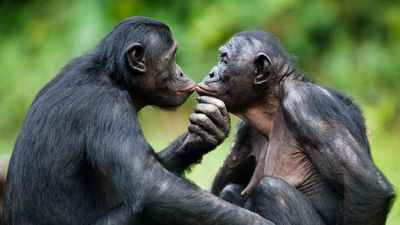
xmin=0 ymin=0 xmax=399 ymax=223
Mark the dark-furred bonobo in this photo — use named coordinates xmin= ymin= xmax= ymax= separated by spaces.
xmin=197 ymin=31 xmax=395 ymax=225
xmin=3 ymin=18 xmax=273 ymax=225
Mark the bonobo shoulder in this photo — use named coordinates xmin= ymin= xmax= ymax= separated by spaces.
xmin=282 ymin=79 xmax=341 ymax=119
xmin=88 ymin=88 xmax=136 ymax=118
xmin=282 ymin=80 xmax=314 ymax=120
xmin=281 ymin=80 xmax=337 ymax=138
xmin=282 ymin=79 xmax=369 ymax=148
xmin=58 ymin=82 xmax=139 ymax=129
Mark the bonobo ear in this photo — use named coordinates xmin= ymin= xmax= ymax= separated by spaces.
xmin=253 ymin=53 xmax=272 ymax=85
xmin=126 ymin=43 xmax=146 ymax=73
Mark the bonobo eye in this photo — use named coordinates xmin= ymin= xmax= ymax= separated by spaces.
xmin=219 ymin=52 xmax=229 ymax=65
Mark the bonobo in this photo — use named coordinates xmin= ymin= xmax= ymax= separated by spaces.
xmin=197 ymin=31 xmax=395 ymax=225
xmin=3 ymin=18 xmax=273 ymax=225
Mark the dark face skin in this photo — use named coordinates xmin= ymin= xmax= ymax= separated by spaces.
xmin=127 ymin=33 xmax=196 ymax=109
xmin=197 ymin=35 xmax=271 ymax=112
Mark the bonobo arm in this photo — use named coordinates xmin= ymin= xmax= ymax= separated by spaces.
xmin=283 ymin=82 xmax=395 ymax=225
xmin=158 ymin=96 xmax=230 ymax=175
xmin=93 ymin=205 xmax=134 ymax=225
xmin=211 ymin=121 xmax=267 ymax=195
xmin=88 ymin=95 xmax=273 ymax=225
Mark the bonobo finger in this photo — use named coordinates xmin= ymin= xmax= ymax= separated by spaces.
xmin=189 ymin=113 xmax=225 ymax=142
xmin=188 ymin=124 xmax=219 ymax=146
xmin=185 ymin=132 xmax=204 ymax=146
xmin=195 ymin=103 xmax=227 ymax=130
xmin=197 ymin=96 xmax=228 ymax=117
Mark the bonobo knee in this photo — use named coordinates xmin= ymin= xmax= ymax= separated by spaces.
xmin=219 ymin=183 xmax=246 ymax=206
xmin=254 ymin=176 xmax=291 ymax=198
xmin=245 ymin=177 xmax=294 ymax=212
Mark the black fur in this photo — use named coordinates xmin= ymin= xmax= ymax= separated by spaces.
xmin=3 ymin=17 xmax=271 ymax=225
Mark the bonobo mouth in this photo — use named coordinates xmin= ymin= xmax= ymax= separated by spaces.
xmin=177 ymin=82 xmax=196 ymax=94
xmin=195 ymin=83 xmax=218 ymax=96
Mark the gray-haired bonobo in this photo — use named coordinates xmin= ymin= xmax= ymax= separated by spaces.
xmin=3 ymin=18 xmax=273 ymax=225
xmin=197 ymin=31 xmax=395 ymax=225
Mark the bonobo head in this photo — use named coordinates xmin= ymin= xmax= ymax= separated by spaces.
xmin=197 ymin=31 xmax=296 ymax=112
xmin=96 ymin=16 xmax=195 ymax=109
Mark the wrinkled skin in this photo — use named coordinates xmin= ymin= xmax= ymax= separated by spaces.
xmin=197 ymin=31 xmax=395 ymax=225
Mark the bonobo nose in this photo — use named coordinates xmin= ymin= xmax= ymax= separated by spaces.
xmin=176 ymin=64 xmax=185 ymax=77
xmin=209 ymin=71 xmax=215 ymax=78
xmin=203 ymin=66 xmax=219 ymax=83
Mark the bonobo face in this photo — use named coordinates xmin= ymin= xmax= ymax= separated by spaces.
xmin=126 ymin=31 xmax=196 ymax=108
xmin=197 ymin=35 xmax=271 ymax=112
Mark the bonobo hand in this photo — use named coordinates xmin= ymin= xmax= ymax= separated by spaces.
xmin=158 ymin=96 xmax=230 ymax=172
xmin=185 ymin=96 xmax=230 ymax=150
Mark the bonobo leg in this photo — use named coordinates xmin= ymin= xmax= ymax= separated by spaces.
xmin=219 ymin=183 xmax=247 ymax=207
xmin=93 ymin=205 xmax=135 ymax=225
xmin=219 ymin=177 xmax=326 ymax=225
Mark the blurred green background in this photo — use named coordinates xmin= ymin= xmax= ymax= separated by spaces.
xmin=0 ymin=0 xmax=399 ymax=223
